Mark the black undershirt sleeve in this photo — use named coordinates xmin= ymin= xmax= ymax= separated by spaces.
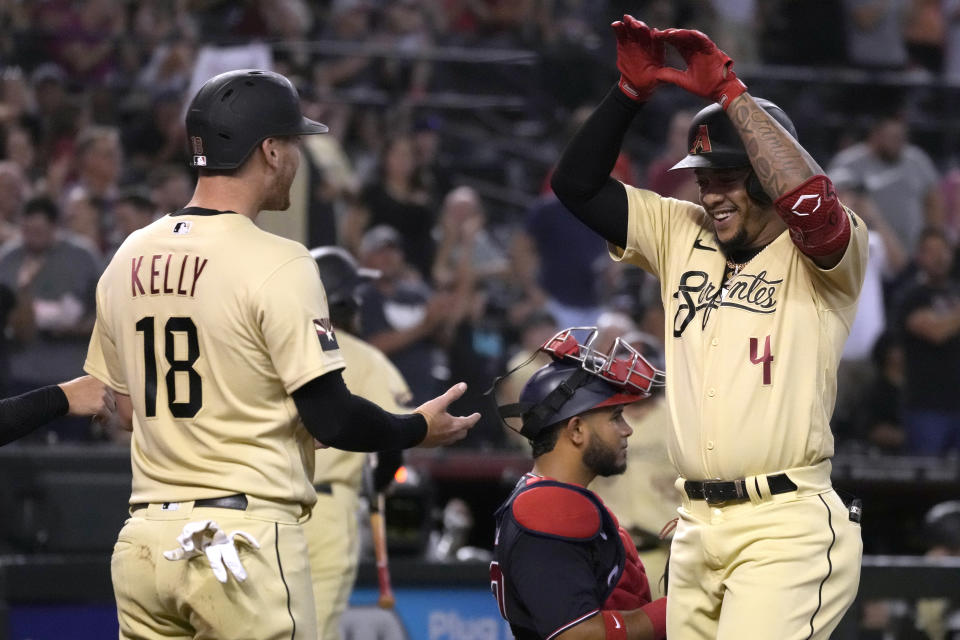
xmin=0 ymin=385 xmax=69 ymax=447
xmin=549 ymin=84 xmax=643 ymax=249
xmin=292 ymin=370 xmax=427 ymax=451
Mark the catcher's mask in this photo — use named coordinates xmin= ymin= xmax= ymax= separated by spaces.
xmin=492 ymin=327 xmax=665 ymax=440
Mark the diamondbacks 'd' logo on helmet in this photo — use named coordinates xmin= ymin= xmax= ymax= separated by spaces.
xmin=690 ymin=125 xmax=712 ymax=155
xmin=313 ymin=318 xmax=339 ymax=351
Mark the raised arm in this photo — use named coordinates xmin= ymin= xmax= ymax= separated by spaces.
xmin=656 ymin=27 xmax=852 ymax=268
xmin=550 ymin=16 xmax=665 ymax=249
xmin=726 ymin=94 xmax=821 ymax=198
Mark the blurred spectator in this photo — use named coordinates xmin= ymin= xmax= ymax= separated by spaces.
xmin=905 ymin=0 xmax=944 ymax=72
xmin=944 ymin=0 xmax=960 ymax=81
xmin=147 ymin=164 xmax=193 ymax=215
xmin=38 ymin=0 xmax=125 ymax=84
xmin=0 ymin=162 xmax=29 ymax=246
xmin=0 ymin=197 xmax=101 ymax=441
xmin=121 ymin=91 xmax=186 ymax=177
xmin=829 ymin=113 xmax=943 ymax=252
xmin=852 ymin=332 xmax=907 ymax=452
xmin=842 ymin=0 xmax=910 ymax=69
xmin=644 ymin=109 xmax=698 ymax=202
xmin=497 ymin=310 xmax=557 ymax=450
xmin=895 ymin=228 xmax=960 ymax=454
xmin=432 ymin=186 xmax=508 ymax=286
xmin=350 ymin=135 xmax=437 ymax=280
xmin=3 ymin=123 xmax=41 ymax=181
xmin=412 ymin=115 xmax=452 ymax=205
xmin=380 ymin=1 xmax=434 ymax=99
xmin=357 ymin=225 xmax=450 ymax=404
xmin=707 ymin=0 xmax=758 ymax=65
xmin=832 ymin=187 xmax=907 ymax=434
xmin=62 ymin=187 xmax=104 ymax=257
xmin=314 ymin=0 xmax=377 ymax=92
xmin=107 ymin=190 xmax=156 ymax=258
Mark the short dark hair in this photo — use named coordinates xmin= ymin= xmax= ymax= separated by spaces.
xmin=22 ymin=196 xmax=59 ymax=223
xmin=530 ymin=422 xmax=564 ymax=458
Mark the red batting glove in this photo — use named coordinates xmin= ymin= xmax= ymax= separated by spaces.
xmin=655 ymin=28 xmax=747 ymax=109
xmin=611 ymin=15 xmax=664 ymax=102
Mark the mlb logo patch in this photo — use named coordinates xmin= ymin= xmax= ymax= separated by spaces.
xmin=313 ymin=318 xmax=339 ymax=352
xmin=173 ymin=221 xmax=192 ymax=234
xmin=193 ymin=155 xmax=207 ymax=167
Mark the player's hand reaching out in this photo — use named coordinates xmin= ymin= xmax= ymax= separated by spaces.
xmin=59 ymin=375 xmax=115 ymax=418
xmin=655 ymin=28 xmax=747 ymax=109
xmin=415 ymin=382 xmax=480 ymax=447
xmin=611 ymin=15 xmax=664 ymax=102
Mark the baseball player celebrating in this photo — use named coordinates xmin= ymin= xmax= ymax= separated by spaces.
xmin=491 ymin=327 xmax=667 ymax=640
xmin=550 ymin=19 xmax=867 ymax=639
xmin=84 ymin=69 xmax=478 ymax=639
xmin=306 ymin=245 xmax=409 ymax=640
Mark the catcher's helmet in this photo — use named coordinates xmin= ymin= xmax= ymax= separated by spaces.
xmin=309 ymin=245 xmax=381 ymax=308
xmin=186 ymin=69 xmax=328 ymax=170
xmin=669 ymin=99 xmax=797 ymax=204
xmin=497 ymin=327 xmax=664 ymax=440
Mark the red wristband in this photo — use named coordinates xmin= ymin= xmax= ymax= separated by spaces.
xmin=601 ymin=610 xmax=628 ymax=640
xmin=641 ymin=598 xmax=668 ymax=640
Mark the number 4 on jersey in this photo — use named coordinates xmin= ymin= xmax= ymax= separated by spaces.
xmin=749 ymin=335 xmax=773 ymax=385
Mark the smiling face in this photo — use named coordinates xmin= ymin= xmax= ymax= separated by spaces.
xmin=581 ymin=404 xmax=633 ymax=477
xmin=694 ymin=167 xmax=783 ymax=253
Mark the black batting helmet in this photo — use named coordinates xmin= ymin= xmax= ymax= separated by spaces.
xmin=497 ymin=327 xmax=664 ymax=440
xmin=669 ymin=99 xmax=797 ymax=204
xmin=309 ymin=245 xmax=381 ymax=308
xmin=186 ymin=69 xmax=328 ymax=170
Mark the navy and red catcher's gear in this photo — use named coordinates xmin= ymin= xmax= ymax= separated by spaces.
xmin=490 ymin=475 xmax=654 ymax=639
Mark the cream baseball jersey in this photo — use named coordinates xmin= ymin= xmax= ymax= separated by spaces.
xmin=613 ymin=187 xmax=868 ymax=481
xmin=85 ymin=209 xmax=345 ymax=506
xmin=313 ymin=330 xmax=412 ymax=491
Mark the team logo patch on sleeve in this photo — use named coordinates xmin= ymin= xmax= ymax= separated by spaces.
xmin=313 ymin=318 xmax=339 ymax=351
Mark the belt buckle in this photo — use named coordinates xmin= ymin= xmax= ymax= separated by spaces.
xmin=701 ymin=482 xmax=728 ymax=506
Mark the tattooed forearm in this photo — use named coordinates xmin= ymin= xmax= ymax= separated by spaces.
xmin=727 ymin=95 xmax=823 ymax=199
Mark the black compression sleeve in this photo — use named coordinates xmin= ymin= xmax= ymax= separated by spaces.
xmin=0 ymin=385 xmax=69 ymax=447
xmin=292 ymin=370 xmax=427 ymax=451
xmin=550 ymin=84 xmax=642 ymax=248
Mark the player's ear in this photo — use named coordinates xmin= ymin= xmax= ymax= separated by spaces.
xmin=259 ymin=138 xmax=280 ymax=168
xmin=566 ymin=416 xmax=587 ymax=445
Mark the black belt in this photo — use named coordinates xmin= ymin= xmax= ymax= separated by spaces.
xmin=131 ymin=493 xmax=249 ymax=513
xmin=684 ymin=474 xmax=797 ymax=505
xmin=314 ymin=482 xmax=332 ymax=495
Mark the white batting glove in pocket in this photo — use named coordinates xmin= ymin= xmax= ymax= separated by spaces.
xmin=163 ymin=519 xmax=261 ymax=583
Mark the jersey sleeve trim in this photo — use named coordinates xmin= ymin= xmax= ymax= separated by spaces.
xmin=545 ymin=609 xmax=600 ymax=640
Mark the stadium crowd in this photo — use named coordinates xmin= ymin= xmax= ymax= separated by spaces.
xmin=0 ymin=0 xmax=958 ymax=457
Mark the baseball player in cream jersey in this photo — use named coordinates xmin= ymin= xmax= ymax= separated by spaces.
xmin=306 ymin=245 xmax=411 ymax=640
xmin=84 ymin=70 xmax=477 ymax=640
xmin=551 ymin=19 xmax=866 ymax=639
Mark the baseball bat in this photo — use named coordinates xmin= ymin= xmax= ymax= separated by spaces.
xmin=369 ymin=491 xmax=395 ymax=609
xmin=364 ymin=455 xmax=395 ymax=609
